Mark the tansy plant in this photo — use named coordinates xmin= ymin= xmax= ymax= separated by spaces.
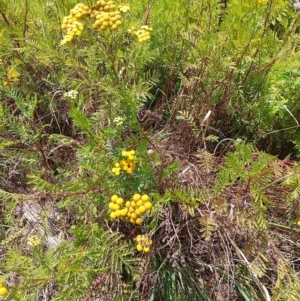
xmin=109 ymin=193 xmax=153 ymax=225
xmin=0 ymin=280 xmax=8 ymax=297
xmin=2 ymin=0 xmax=300 ymax=300
xmin=60 ymin=1 xmax=152 ymax=45
xmin=3 ymin=67 xmax=20 ymax=88
xmin=128 ymin=25 xmax=153 ymax=43
xmin=135 ymin=235 xmax=152 ymax=253
xmin=112 ymin=150 xmax=136 ymax=175
xmin=27 ymin=235 xmax=41 ymax=248
xmin=60 ymin=3 xmax=88 ymax=44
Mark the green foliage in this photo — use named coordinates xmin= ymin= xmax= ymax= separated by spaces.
xmin=214 ymin=141 xmax=278 ymax=230
xmin=151 ymin=260 xmax=210 ymax=301
xmin=236 ymin=283 xmax=259 ymax=301
xmin=282 ymin=169 xmax=300 ymax=202
xmin=172 ymin=187 xmax=208 ymax=216
xmin=0 ymin=189 xmax=24 ymax=203
xmin=0 ymin=0 xmax=300 ymax=300
xmin=4 ymin=224 xmax=136 ymax=301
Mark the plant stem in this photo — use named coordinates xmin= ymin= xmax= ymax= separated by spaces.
xmin=269 ymin=222 xmax=300 ymax=234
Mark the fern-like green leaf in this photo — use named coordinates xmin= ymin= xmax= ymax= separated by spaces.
xmin=236 ymin=283 xmax=258 ymax=301
xmin=27 ymin=174 xmax=57 ymax=193
xmin=177 ymin=110 xmax=200 ymax=138
xmin=282 ymin=173 xmax=300 ymax=203
xmin=173 ymin=188 xmax=208 ymax=216
xmin=69 ymin=107 xmax=91 ymax=133
xmin=0 ymin=189 xmax=24 ymax=202
xmin=5 ymin=88 xmax=37 ymax=119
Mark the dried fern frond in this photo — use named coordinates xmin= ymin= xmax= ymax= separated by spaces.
xmin=211 ymin=196 xmax=228 ymax=216
xmin=233 ymin=210 xmax=256 ymax=231
xmin=198 ymin=216 xmax=217 ymax=241
xmin=249 ymin=253 xmax=269 ymax=279
xmin=195 ymin=148 xmax=216 ymax=173
xmin=272 ymin=259 xmax=300 ymax=301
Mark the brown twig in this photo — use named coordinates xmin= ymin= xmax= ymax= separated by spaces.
xmin=82 ymin=273 xmax=107 ymax=301
xmin=23 ymin=0 xmax=28 ymax=39
xmin=0 ymin=9 xmax=10 ymax=26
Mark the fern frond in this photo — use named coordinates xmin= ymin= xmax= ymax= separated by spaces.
xmin=272 ymin=260 xmax=300 ymax=301
xmin=181 ymin=31 xmax=199 ymax=47
xmin=4 ymin=88 xmax=25 ymax=116
xmin=282 ymin=172 xmax=300 ymax=203
xmin=270 ymin=160 xmax=285 ymax=179
xmin=251 ymin=186 xmax=273 ymax=207
xmin=198 ymin=216 xmax=217 ymax=241
xmin=214 ymin=167 xmax=233 ymax=195
xmin=4 ymin=88 xmax=37 ymax=119
xmin=27 ymin=174 xmax=57 ymax=193
xmin=69 ymin=107 xmax=92 ymax=133
xmin=177 ymin=110 xmax=200 ymax=138
xmin=252 ymin=205 xmax=268 ymax=231
xmin=231 ymin=142 xmax=254 ymax=166
xmin=250 ymin=156 xmax=275 ymax=188
xmin=87 ymin=228 xmax=136 ymax=274
xmin=0 ymin=189 xmax=24 ymax=202
xmin=173 ymin=188 xmax=195 ymax=203
xmin=250 ymin=187 xmax=269 ymax=230
xmin=211 ymin=196 xmax=228 ymax=216
xmin=274 ymin=261 xmax=286 ymax=291
xmin=195 ymin=148 xmax=215 ymax=173
xmin=48 ymin=224 xmax=136 ymax=300
xmin=249 ymin=253 xmax=269 ymax=278
xmin=173 ymin=188 xmax=208 ymax=216
xmin=132 ymin=257 xmax=146 ymax=287
xmin=233 ymin=210 xmax=256 ymax=231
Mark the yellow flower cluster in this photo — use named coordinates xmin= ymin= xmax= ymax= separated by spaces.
xmin=91 ymin=0 xmax=116 ymax=15
xmin=109 ymin=193 xmax=153 ymax=225
xmin=92 ymin=11 xmax=122 ymax=31
xmin=61 ymin=3 xmax=90 ymax=45
xmin=27 ymin=235 xmax=41 ymax=247
xmin=128 ymin=25 xmax=153 ymax=43
xmin=109 ymin=194 xmax=127 ymax=217
xmin=0 ymin=281 xmax=8 ymax=297
xmin=136 ymin=235 xmax=152 ymax=252
xmin=257 ymin=0 xmax=267 ymax=4
xmin=118 ymin=4 xmax=130 ymax=13
xmin=91 ymin=0 xmax=124 ymax=31
xmin=3 ymin=67 xmax=19 ymax=88
xmin=60 ymin=2 xmax=131 ymax=43
xmin=297 ymin=218 xmax=300 ymax=226
xmin=112 ymin=150 xmax=136 ymax=175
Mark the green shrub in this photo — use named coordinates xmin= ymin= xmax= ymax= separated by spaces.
xmin=0 ymin=0 xmax=300 ymax=300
